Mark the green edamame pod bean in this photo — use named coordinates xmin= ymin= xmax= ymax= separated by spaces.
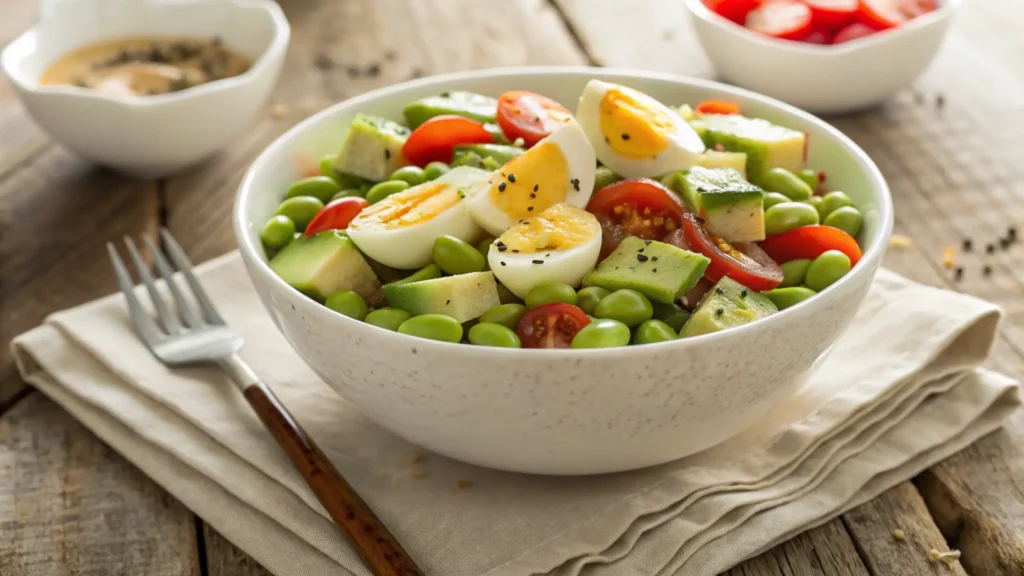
xmin=366 ymin=180 xmax=410 ymax=204
xmin=432 ymin=235 xmax=486 ymax=275
xmin=389 ymin=264 xmax=442 ymax=286
xmin=468 ymin=322 xmax=521 ymax=348
xmin=594 ymin=289 xmax=654 ymax=327
xmin=594 ymin=166 xmax=623 ymax=192
xmin=286 ymin=176 xmax=342 ymax=203
xmin=331 ymin=189 xmax=364 ymax=201
xmin=334 ymin=171 xmax=372 ymax=191
xmin=398 ymin=313 xmax=463 ymax=343
xmin=571 ymin=319 xmax=631 ymax=349
xmin=525 ymin=282 xmax=578 ymax=309
xmin=577 ymin=286 xmax=611 ymax=316
xmin=260 ymin=215 xmax=296 ymax=250
xmin=497 ymin=283 xmax=522 ymax=304
xmin=779 ymin=258 xmax=812 ymax=288
xmin=324 ymin=290 xmax=368 ymax=321
xmin=823 ymin=206 xmax=863 ymax=238
xmin=764 ymin=202 xmax=820 ymax=235
xmin=651 ymin=301 xmax=690 ymax=333
xmin=275 ymin=196 xmax=324 ymax=231
xmin=804 ymin=250 xmax=851 ymax=292
xmin=389 ymin=165 xmax=426 ymax=186
xmin=805 ymin=195 xmax=824 ymax=215
xmin=818 ymin=191 xmax=854 ymax=220
xmin=797 ymin=168 xmax=819 ymax=192
xmin=319 ymin=155 xmax=338 ymax=179
xmin=479 ymin=303 xmax=527 ymax=330
xmin=423 ymin=161 xmax=451 ymax=181
xmin=763 ymin=191 xmax=792 ymax=210
xmin=475 ymin=236 xmax=495 ymax=257
xmin=763 ymin=287 xmax=817 ymax=310
xmin=761 ymin=167 xmax=813 ymax=201
xmin=633 ymin=319 xmax=677 ymax=345
xmin=364 ymin=307 xmax=411 ymax=331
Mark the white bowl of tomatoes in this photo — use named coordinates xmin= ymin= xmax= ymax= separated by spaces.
xmin=687 ymin=0 xmax=963 ymax=114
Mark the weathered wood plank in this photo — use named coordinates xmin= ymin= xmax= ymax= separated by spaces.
xmin=203 ymin=523 xmax=272 ymax=576
xmin=723 ymin=519 xmax=870 ymax=576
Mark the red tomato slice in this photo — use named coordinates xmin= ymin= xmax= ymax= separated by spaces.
xmin=746 ymin=0 xmax=814 ymax=40
xmin=833 ymin=22 xmax=876 ymax=43
xmin=705 ymin=0 xmax=764 ymax=23
xmin=496 ymin=91 xmax=572 ymax=148
xmin=801 ymin=0 xmax=857 ymax=29
xmin=695 ymin=99 xmax=741 ymax=115
xmin=759 ymin=225 xmax=863 ymax=265
xmin=858 ymin=0 xmax=935 ymax=28
xmin=517 ymin=303 xmax=591 ymax=349
xmin=304 ymin=197 xmax=369 ymax=235
xmin=401 ymin=115 xmax=493 ymax=167
xmin=802 ymin=27 xmax=835 ymax=44
xmin=587 ymin=179 xmax=686 ymax=258
xmin=682 ymin=213 xmax=783 ymax=291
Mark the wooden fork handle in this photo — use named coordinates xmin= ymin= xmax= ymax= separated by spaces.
xmin=243 ymin=382 xmax=424 ymax=576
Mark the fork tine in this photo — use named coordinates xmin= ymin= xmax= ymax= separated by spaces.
xmin=124 ymin=236 xmax=182 ymax=335
xmin=159 ymin=228 xmax=225 ymax=325
xmin=142 ymin=233 xmax=205 ymax=328
xmin=107 ymin=243 xmax=164 ymax=345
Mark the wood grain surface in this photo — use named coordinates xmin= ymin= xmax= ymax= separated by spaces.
xmin=1 ymin=0 xmax=1023 ymax=574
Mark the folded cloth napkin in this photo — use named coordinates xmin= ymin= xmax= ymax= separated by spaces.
xmin=10 ymin=252 xmax=1021 ymax=576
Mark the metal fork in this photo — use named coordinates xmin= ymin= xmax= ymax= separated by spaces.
xmin=107 ymin=229 xmax=423 ymax=576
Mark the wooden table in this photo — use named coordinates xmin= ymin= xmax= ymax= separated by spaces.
xmin=2 ymin=1 xmax=1022 ymax=574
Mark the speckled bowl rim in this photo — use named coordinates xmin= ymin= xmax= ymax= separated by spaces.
xmin=234 ymin=66 xmax=893 ymax=357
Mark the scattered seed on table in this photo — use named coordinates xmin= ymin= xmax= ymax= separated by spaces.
xmin=936 ymin=550 xmax=961 ymax=564
xmin=409 ymin=467 xmax=427 ymax=479
xmin=954 ymin=266 xmax=964 ymax=281
xmin=889 ymin=235 xmax=913 ymax=249
xmin=983 ymin=265 xmax=993 ymax=276
xmin=962 ymin=238 xmax=973 ymax=252
xmin=986 ymin=243 xmax=996 ymax=254
xmin=892 ymin=528 xmax=905 ymax=540
xmin=456 ymin=480 xmax=474 ymax=489
xmin=409 ymin=452 xmax=424 ymax=464
xmin=942 ymin=246 xmax=955 ymax=269
xmin=269 ymin=104 xmax=288 ymax=119
xmin=936 ymin=94 xmax=946 ymax=109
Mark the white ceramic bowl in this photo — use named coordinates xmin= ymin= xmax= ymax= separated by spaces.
xmin=684 ymin=0 xmax=963 ymax=114
xmin=234 ymin=67 xmax=893 ymax=475
xmin=1 ymin=0 xmax=289 ymax=178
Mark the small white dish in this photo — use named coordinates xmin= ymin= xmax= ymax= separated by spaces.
xmin=1 ymin=0 xmax=289 ymax=178
xmin=684 ymin=0 xmax=964 ymax=114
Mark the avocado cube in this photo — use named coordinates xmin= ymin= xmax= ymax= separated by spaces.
xmin=679 ymin=277 xmax=777 ymax=338
xmin=695 ymin=150 xmax=748 ymax=179
xmin=403 ymin=91 xmax=498 ymax=128
xmin=382 ymin=271 xmax=500 ymax=323
xmin=679 ymin=167 xmax=765 ymax=243
xmin=333 ymin=114 xmax=411 ymax=182
xmin=269 ymin=230 xmax=381 ymax=301
xmin=583 ymin=237 xmax=710 ymax=304
xmin=690 ymin=114 xmax=805 ymax=186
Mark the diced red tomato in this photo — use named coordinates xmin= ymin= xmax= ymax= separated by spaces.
xmin=682 ymin=213 xmax=784 ymax=292
xmin=856 ymin=0 xmax=933 ymax=29
xmin=401 ymin=115 xmax=493 ymax=167
xmin=586 ymin=179 xmax=686 ymax=258
xmin=496 ymin=91 xmax=572 ymax=148
xmin=704 ymin=0 xmax=764 ymax=23
xmin=802 ymin=27 xmax=835 ymax=44
xmin=517 ymin=303 xmax=591 ymax=349
xmin=759 ymin=225 xmax=863 ymax=265
xmin=833 ymin=22 xmax=877 ymax=43
xmin=695 ymin=99 xmax=742 ymax=115
xmin=304 ymin=197 xmax=369 ymax=235
xmin=801 ymin=0 xmax=857 ymax=29
xmin=746 ymin=0 xmax=814 ymax=41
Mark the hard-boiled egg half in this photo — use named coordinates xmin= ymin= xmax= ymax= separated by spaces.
xmin=487 ymin=203 xmax=601 ymax=298
xmin=467 ymin=118 xmax=596 ymax=237
xmin=347 ymin=166 xmax=489 ymax=269
xmin=576 ymin=79 xmax=705 ymax=179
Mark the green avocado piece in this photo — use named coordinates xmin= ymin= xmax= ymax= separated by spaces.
xmin=583 ymin=236 xmax=710 ymax=305
xmin=690 ymin=114 xmax=805 ymax=186
xmin=333 ymin=114 xmax=411 ymax=182
xmin=382 ymin=271 xmax=500 ymax=323
xmin=269 ymin=230 xmax=380 ymax=301
xmin=403 ymin=91 xmax=498 ymax=128
xmin=679 ymin=167 xmax=765 ymax=243
xmin=679 ymin=277 xmax=777 ymax=338
xmin=452 ymin=143 xmax=524 ymax=167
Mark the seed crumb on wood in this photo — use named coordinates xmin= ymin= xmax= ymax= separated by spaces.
xmin=889 ymin=234 xmax=913 ymax=248
xmin=269 ymin=104 xmax=288 ymax=119
xmin=934 ymin=549 xmax=961 ymax=564
xmin=456 ymin=480 xmax=474 ymax=489
xmin=409 ymin=452 xmax=424 ymax=464
xmin=409 ymin=467 xmax=427 ymax=479
xmin=892 ymin=528 xmax=905 ymax=540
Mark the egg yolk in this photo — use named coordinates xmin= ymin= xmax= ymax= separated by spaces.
xmin=599 ymin=86 xmax=673 ymax=159
xmin=487 ymin=140 xmax=569 ymax=221
xmin=496 ymin=203 xmax=600 ymax=254
xmin=350 ymin=182 xmax=459 ymax=230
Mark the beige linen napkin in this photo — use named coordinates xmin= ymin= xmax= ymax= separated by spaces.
xmin=10 ymin=252 xmax=1021 ymax=576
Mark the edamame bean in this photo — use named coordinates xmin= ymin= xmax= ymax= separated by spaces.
xmin=804 ymin=250 xmax=851 ymax=292
xmin=364 ymin=307 xmax=412 ymax=331
xmin=797 ymin=168 xmax=820 ymax=192
xmin=763 ymin=191 xmax=792 ymax=210
xmin=324 ymin=290 xmax=368 ymax=321
xmin=651 ymin=301 xmax=690 ymax=333
xmin=779 ymin=258 xmax=812 ymax=288
xmin=805 ymin=195 xmax=824 ymax=214
xmin=335 ymin=171 xmax=372 ymax=191
xmin=633 ymin=319 xmax=677 ymax=345
xmin=397 ymin=313 xmax=463 ymax=343
xmin=366 ymin=180 xmax=410 ymax=204
xmin=577 ymin=286 xmax=611 ymax=316
xmin=764 ymin=202 xmax=820 ymax=235
xmin=468 ymin=322 xmax=522 ymax=348
xmin=823 ymin=206 xmax=863 ymax=238
xmin=331 ymin=189 xmax=364 ymax=201
xmin=818 ymin=191 xmax=854 ymax=220
xmin=287 ymin=176 xmax=342 ymax=203
xmin=319 ymin=155 xmax=338 ymax=179
xmin=389 ymin=165 xmax=426 ymax=187
xmin=763 ymin=287 xmax=817 ymax=310
xmin=497 ymin=283 xmax=521 ymax=304
xmin=432 ymin=235 xmax=485 ymax=275
xmin=475 ymin=236 xmax=495 ymax=257
xmin=388 ymin=264 xmax=442 ymax=286
xmin=260 ymin=215 xmax=296 ymax=250
xmin=571 ymin=319 xmax=631 ymax=349
xmin=594 ymin=166 xmax=623 ymax=192
xmin=594 ymin=289 xmax=654 ymax=327
xmin=761 ymin=168 xmax=813 ymax=201
xmin=525 ymin=282 xmax=578 ymax=309
xmin=275 ymin=196 xmax=324 ymax=231
xmin=479 ymin=303 xmax=527 ymax=330
xmin=423 ymin=161 xmax=451 ymax=181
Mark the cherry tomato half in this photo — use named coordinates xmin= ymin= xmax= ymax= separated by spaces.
xmin=704 ymin=0 xmax=763 ymax=23
xmin=759 ymin=225 xmax=863 ymax=265
xmin=802 ymin=27 xmax=835 ymax=45
xmin=496 ymin=91 xmax=572 ymax=148
xmin=517 ymin=303 xmax=591 ymax=349
xmin=587 ymin=179 xmax=686 ymax=258
xmin=856 ymin=0 xmax=933 ymax=29
xmin=746 ymin=0 xmax=814 ymax=40
xmin=832 ymin=22 xmax=876 ymax=43
xmin=305 ymin=197 xmax=369 ymax=235
xmin=682 ymin=213 xmax=783 ymax=291
xmin=695 ymin=99 xmax=741 ymax=115
xmin=802 ymin=0 xmax=857 ymax=29
xmin=401 ymin=115 xmax=493 ymax=167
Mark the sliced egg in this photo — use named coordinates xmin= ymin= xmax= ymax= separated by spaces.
xmin=487 ymin=203 xmax=601 ymax=298
xmin=467 ymin=118 xmax=596 ymax=237
xmin=576 ymin=79 xmax=705 ymax=179
xmin=347 ymin=166 xmax=489 ymax=269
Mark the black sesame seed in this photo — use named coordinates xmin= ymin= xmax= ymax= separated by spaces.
xmin=1000 ymin=237 xmax=1011 ymax=250
xmin=498 ymin=182 xmax=506 ymax=192
xmin=652 ymin=268 xmax=657 ymax=273
xmin=497 ymin=244 xmax=508 ymax=252
xmin=695 ymin=216 xmax=705 ymax=224
xmin=527 ymin=206 xmax=534 ymax=211
xmin=644 ymin=239 xmax=652 ymax=245
xmin=986 ymin=243 xmax=995 ymax=254
xmin=533 ymin=116 xmax=540 ymax=123
xmin=532 ymin=259 xmax=544 ymax=265
xmin=963 ymin=238 xmax=973 ymax=252
xmin=571 ymin=178 xmax=580 ymax=192
xmin=604 ymin=137 xmax=610 ymax=144
xmin=366 ymin=63 xmax=381 ymax=77
xmin=500 ymin=261 xmax=506 ymax=266
xmin=740 ymin=289 xmax=748 ymax=298
xmin=512 ymin=249 xmax=520 ymax=253
xmin=983 ymin=265 xmax=992 ymax=276
xmin=954 ymin=266 xmax=964 ymax=281
xmin=637 ymin=254 xmax=649 ymax=262
xmin=621 ymin=133 xmax=630 ymax=140
xmin=546 ymin=253 xmax=551 ymax=257
xmin=715 ymin=287 xmax=724 ymax=295
xmin=384 ymin=149 xmax=391 ymax=160
xmin=508 ymin=174 xmax=516 ymax=183
xmin=638 ymin=248 xmax=645 ymax=253
xmin=446 ymin=299 xmax=451 ymax=305
xmin=533 ymin=184 xmax=539 ymax=192
xmin=651 ymin=256 xmax=658 ymax=262
xmin=715 ymin=308 xmax=724 ymax=317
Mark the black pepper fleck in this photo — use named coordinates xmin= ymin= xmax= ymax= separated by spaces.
xmin=508 ymin=174 xmax=516 ymax=183
xmin=532 ymin=259 xmax=544 ymax=265
xmin=652 ymin=267 xmax=657 ymax=273
xmin=715 ymin=287 xmax=724 ymax=295
xmin=637 ymin=254 xmax=649 ymax=262
xmin=715 ymin=308 xmax=724 ymax=317
xmin=571 ymin=178 xmax=580 ymax=191
xmin=651 ymin=256 xmax=658 ymax=262
xmin=498 ymin=182 xmax=506 ymax=192
xmin=740 ymin=289 xmax=748 ymax=298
